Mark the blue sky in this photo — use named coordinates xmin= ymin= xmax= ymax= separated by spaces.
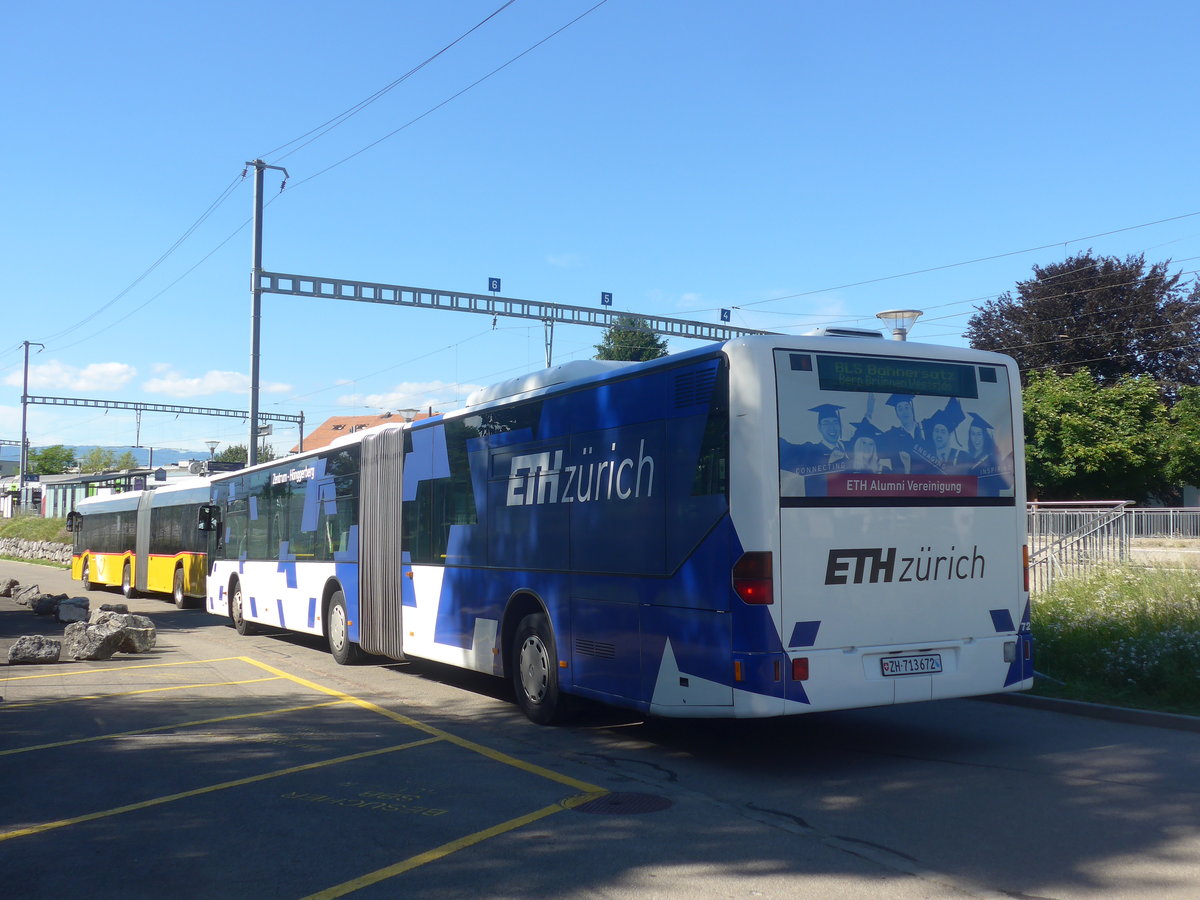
xmin=3 ymin=0 xmax=1198 ymax=457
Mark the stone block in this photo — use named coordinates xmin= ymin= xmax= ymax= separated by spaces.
xmin=12 ymin=584 xmax=41 ymax=608
xmin=8 ymin=635 xmax=62 ymax=664
xmin=91 ymin=611 xmax=154 ymax=630
xmin=62 ymin=621 xmax=126 ymax=662
xmin=55 ymin=597 xmax=89 ymax=623
xmin=119 ymin=627 xmax=157 ymax=653
xmin=33 ymin=595 xmax=61 ymax=616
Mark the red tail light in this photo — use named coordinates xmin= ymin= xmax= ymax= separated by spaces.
xmin=1022 ymin=544 xmax=1029 ymax=593
xmin=733 ymin=551 xmax=773 ymax=605
xmin=792 ymin=657 xmax=809 ymax=681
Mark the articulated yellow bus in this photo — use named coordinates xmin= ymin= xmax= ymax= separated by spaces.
xmin=68 ymin=478 xmax=211 ymax=608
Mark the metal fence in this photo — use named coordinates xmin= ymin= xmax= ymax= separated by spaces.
xmin=1125 ymin=508 xmax=1200 ymax=539
xmin=1026 ymin=504 xmax=1200 ymax=590
xmin=1026 ymin=501 xmax=1133 ymax=592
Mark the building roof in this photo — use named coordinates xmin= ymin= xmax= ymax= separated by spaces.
xmin=294 ymin=411 xmax=436 ymax=453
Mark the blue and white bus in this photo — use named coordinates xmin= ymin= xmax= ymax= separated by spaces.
xmin=204 ymin=333 xmax=1032 ymax=723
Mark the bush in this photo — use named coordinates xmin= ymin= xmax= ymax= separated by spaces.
xmin=1033 ymin=566 xmax=1200 ymax=714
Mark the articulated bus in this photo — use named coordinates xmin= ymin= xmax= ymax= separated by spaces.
xmin=69 ymin=478 xmax=212 ymax=608
xmin=203 ymin=333 xmax=1033 ymax=723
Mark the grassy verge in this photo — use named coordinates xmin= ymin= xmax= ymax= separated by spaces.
xmin=1033 ymin=565 xmax=1200 ymax=717
xmin=0 ymin=516 xmax=70 ymax=543
xmin=0 ymin=516 xmax=71 ymax=567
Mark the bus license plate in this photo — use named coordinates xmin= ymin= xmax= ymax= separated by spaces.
xmin=881 ymin=654 xmax=943 ymax=676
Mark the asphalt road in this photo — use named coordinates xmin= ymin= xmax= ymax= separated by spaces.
xmin=2 ymin=558 xmax=1199 ymax=899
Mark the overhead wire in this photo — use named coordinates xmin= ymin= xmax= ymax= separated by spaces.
xmin=769 ymin=252 xmax=1200 ymax=336
xmin=32 ymin=1 xmax=536 ymax=356
xmin=285 ymin=0 xmax=611 ymax=190
xmin=15 ymin=1 xmax=619 ymax=448
xmin=260 ymin=0 xmax=521 ymax=164
xmin=38 ymin=172 xmax=247 ymax=345
xmin=722 ymin=210 xmax=1200 ymax=314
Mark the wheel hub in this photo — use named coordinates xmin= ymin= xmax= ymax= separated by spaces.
xmin=519 ymin=637 xmax=549 ymax=702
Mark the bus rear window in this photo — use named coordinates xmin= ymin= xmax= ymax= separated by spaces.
xmin=777 ymin=350 xmax=1016 ymax=505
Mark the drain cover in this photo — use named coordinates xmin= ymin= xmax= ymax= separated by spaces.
xmin=572 ymin=792 xmax=673 ymax=815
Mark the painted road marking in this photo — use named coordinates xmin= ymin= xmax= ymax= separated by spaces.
xmin=243 ymin=657 xmax=606 ymax=794
xmin=301 ymin=792 xmax=609 ymax=900
xmin=0 ymin=700 xmax=348 ymax=757
xmin=0 ymin=737 xmax=443 ymax=843
xmin=0 ymin=675 xmax=285 ymax=710
xmin=0 ymin=657 xmax=249 ymax=683
xmin=0 ymin=654 xmax=610 ymax=895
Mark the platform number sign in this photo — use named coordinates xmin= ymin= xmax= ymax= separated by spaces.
xmin=720 ymin=308 xmax=731 ymax=322
xmin=601 ymin=292 xmax=613 ymax=307
xmin=488 ymin=277 xmax=501 ymax=293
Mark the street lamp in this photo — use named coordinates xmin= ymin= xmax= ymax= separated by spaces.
xmin=205 ymin=440 xmax=219 ymax=460
xmin=876 ymin=309 xmax=923 ymax=341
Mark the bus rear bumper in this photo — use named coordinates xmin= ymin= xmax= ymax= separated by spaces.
xmin=794 ymin=635 xmax=1033 ymax=712
xmin=648 ymin=635 xmax=1032 ymax=719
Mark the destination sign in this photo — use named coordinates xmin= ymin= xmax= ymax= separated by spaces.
xmin=816 ymin=355 xmax=979 ymax=398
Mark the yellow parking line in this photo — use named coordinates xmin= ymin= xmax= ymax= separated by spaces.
xmin=0 ymin=657 xmax=249 ymax=683
xmin=303 ymin=792 xmax=608 ymax=900
xmin=0 ymin=650 xmax=611 ymax=895
xmin=0 ymin=700 xmax=349 ymax=757
xmin=0 ymin=676 xmax=285 ymax=711
xmin=0 ymin=736 xmax=443 ymax=843
xmin=242 ymin=658 xmax=607 ymax=795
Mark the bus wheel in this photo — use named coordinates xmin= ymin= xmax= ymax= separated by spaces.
xmin=80 ymin=560 xmax=93 ymax=593
xmin=327 ymin=591 xmax=362 ymax=665
xmin=512 ymin=612 xmax=568 ymax=725
xmin=230 ymin=581 xmax=256 ymax=635
xmin=172 ymin=568 xmax=189 ymax=609
xmin=121 ymin=564 xmax=137 ymax=600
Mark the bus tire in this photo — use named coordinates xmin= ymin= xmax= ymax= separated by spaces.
xmin=121 ymin=563 xmax=137 ymax=600
xmin=512 ymin=612 xmax=568 ymax=725
xmin=327 ymin=590 xmax=362 ymax=665
xmin=172 ymin=568 xmax=189 ymax=609
xmin=80 ymin=559 xmax=93 ymax=593
xmin=230 ymin=581 xmax=256 ymax=635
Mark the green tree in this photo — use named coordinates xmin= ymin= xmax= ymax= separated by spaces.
xmin=594 ymin=316 xmax=669 ymax=362
xmin=1023 ymin=369 xmax=1171 ymax=501
xmin=214 ymin=442 xmax=277 ymax=464
xmin=1163 ymin=386 xmax=1200 ymax=490
xmin=78 ymin=448 xmax=118 ymax=473
xmin=27 ymin=445 xmax=76 ymax=475
xmin=966 ymin=252 xmax=1200 ymax=387
xmin=114 ymin=451 xmax=138 ymax=470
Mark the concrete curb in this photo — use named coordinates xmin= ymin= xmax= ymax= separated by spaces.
xmin=979 ymin=691 xmax=1200 ymax=733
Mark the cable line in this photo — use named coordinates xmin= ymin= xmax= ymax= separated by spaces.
xmin=261 ymin=0 xmax=521 ymax=164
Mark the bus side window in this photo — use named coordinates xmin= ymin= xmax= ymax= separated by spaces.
xmin=197 ymin=504 xmax=222 ymax=532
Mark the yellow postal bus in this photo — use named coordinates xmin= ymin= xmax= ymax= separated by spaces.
xmin=68 ymin=478 xmax=211 ymax=608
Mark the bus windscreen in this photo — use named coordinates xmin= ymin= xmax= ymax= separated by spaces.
xmin=777 ymin=350 xmax=1016 ymax=503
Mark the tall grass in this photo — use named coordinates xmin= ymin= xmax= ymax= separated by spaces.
xmin=1033 ymin=566 xmax=1200 ymax=715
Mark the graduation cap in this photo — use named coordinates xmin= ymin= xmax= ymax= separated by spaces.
xmin=885 ymin=394 xmax=915 ymax=408
xmin=809 ymin=403 xmax=845 ymax=421
xmin=927 ymin=397 xmax=965 ymax=432
xmin=927 ymin=407 xmax=965 ymax=438
xmin=968 ymin=412 xmax=995 ymax=432
xmin=849 ymin=419 xmax=883 ymax=443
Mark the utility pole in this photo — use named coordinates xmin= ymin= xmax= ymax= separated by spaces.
xmin=19 ymin=341 xmax=44 ymax=503
xmin=247 ymin=159 xmax=288 ymax=468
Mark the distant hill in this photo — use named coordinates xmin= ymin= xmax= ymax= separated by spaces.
xmin=0 ymin=446 xmax=207 ymax=467
xmin=79 ymin=446 xmax=208 ymax=466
